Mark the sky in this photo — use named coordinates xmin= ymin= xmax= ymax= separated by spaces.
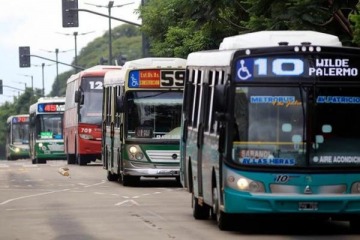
xmin=0 ymin=0 xmax=142 ymax=104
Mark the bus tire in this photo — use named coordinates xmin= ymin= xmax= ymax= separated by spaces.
xmin=213 ymin=187 xmax=233 ymax=230
xmin=192 ymin=193 xmax=210 ymax=220
xmin=107 ymin=171 xmax=118 ymax=182
xmin=76 ymin=154 xmax=87 ymax=166
xmin=122 ymin=175 xmax=140 ymax=186
xmin=67 ymin=154 xmax=76 ymax=164
xmin=350 ymin=220 xmax=360 ymax=233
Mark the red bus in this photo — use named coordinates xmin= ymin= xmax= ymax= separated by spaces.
xmin=64 ymin=65 xmax=121 ymax=165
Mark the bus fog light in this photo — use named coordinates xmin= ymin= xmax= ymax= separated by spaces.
xmin=249 ymin=181 xmax=261 ymax=192
xmin=135 ymin=152 xmax=144 ymax=160
xmin=351 ymin=182 xmax=360 ymax=193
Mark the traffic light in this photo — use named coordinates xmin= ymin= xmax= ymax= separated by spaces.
xmin=19 ymin=46 xmax=31 ymax=68
xmin=62 ymin=0 xmax=79 ymax=27
xmin=0 ymin=79 xmax=3 ymax=95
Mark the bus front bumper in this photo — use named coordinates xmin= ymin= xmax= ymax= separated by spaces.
xmin=123 ymin=165 xmax=179 ymax=177
xmin=224 ymin=187 xmax=360 ymax=215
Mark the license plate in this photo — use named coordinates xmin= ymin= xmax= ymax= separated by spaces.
xmin=299 ymin=202 xmax=318 ymax=211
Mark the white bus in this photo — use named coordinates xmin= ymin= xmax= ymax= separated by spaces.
xmin=181 ymin=31 xmax=360 ymax=231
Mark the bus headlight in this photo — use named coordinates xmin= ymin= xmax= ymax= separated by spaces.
xmin=127 ymin=145 xmax=145 ymax=161
xmin=226 ymin=171 xmax=265 ymax=193
xmin=14 ymin=148 xmax=20 ymax=153
xmin=79 ymin=134 xmax=94 ymax=140
xmin=38 ymin=143 xmax=43 ymax=147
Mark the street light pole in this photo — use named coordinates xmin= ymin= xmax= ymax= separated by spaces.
xmin=19 ymin=74 xmax=34 ymax=91
xmin=55 ymin=48 xmax=59 ymax=84
xmin=84 ymin=1 xmax=134 ymax=65
xmin=56 ymin=31 xmax=95 ymax=72
xmin=108 ymin=1 xmax=114 ymax=65
xmin=74 ymin=32 xmax=78 ymax=67
xmin=41 ymin=63 xmax=45 ymax=97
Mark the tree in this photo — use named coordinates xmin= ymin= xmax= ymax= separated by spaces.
xmin=140 ymin=0 xmax=360 ymax=58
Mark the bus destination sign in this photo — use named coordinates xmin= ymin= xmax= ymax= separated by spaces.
xmin=38 ymin=103 xmax=65 ymax=113
xmin=128 ymin=69 xmax=184 ymax=88
xmin=235 ymin=56 xmax=359 ymax=82
xmin=12 ymin=116 xmax=29 ymax=123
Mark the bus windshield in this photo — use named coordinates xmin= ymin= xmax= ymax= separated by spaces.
xmin=126 ymin=91 xmax=182 ymax=140
xmin=12 ymin=123 xmax=29 ymax=144
xmin=36 ymin=115 xmax=63 ymax=140
xmin=233 ymin=85 xmax=360 ymax=168
xmin=79 ymin=77 xmax=103 ymax=125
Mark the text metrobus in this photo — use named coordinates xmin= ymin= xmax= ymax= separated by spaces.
xmin=29 ymin=97 xmax=66 ymax=164
xmin=103 ymin=57 xmax=186 ymax=186
xmin=181 ymin=31 xmax=360 ymax=231
xmin=64 ymin=65 xmax=121 ymax=165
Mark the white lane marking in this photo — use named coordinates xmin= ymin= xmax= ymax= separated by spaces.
xmin=115 ymin=199 xmax=139 ymax=206
xmin=0 ymin=189 xmax=70 ymax=205
xmin=0 ymin=164 xmax=9 ymax=168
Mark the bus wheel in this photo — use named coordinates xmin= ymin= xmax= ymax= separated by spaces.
xmin=67 ymin=154 xmax=76 ymax=164
xmin=212 ymin=187 xmax=232 ymax=230
xmin=192 ymin=193 xmax=210 ymax=220
xmin=76 ymin=155 xmax=87 ymax=166
xmin=107 ymin=171 xmax=118 ymax=182
xmin=350 ymin=220 xmax=360 ymax=233
xmin=122 ymin=175 xmax=140 ymax=186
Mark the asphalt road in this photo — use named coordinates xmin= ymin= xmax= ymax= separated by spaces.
xmin=0 ymin=159 xmax=359 ymax=240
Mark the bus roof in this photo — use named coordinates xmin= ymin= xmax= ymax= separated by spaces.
xmin=122 ymin=58 xmax=186 ymax=69
xmin=67 ymin=65 xmax=122 ymax=84
xmin=104 ymin=58 xmax=187 ymax=86
xmin=104 ymin=69 xmax=123 ymax=87
xmin=219 ymin=31 xmax=342 ymax=50
xmin=187 ymin=31 xmax=342 ymax=67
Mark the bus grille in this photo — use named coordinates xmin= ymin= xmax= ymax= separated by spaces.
xmin=146 ymin=150 xmax=180 ymax=163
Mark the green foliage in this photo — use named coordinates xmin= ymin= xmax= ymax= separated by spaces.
xmin=49 ymin=24 xmax=142 ymax=98
xmin=141 ymin=0 xmax=360 ymax=58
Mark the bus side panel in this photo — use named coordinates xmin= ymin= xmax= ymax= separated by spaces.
xmin=187 ymin=128 xmax=199 ymax=196
xmin=112 ymin=128 xmax=121 ymax=173
xmin=64 ymin=107 xmax=77 ymax=155
xmin=202 ymin=133 xmax=221 ymax=206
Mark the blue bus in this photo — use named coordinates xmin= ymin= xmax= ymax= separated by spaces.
xmin=180 ymin=31 xmax=360 ymax=231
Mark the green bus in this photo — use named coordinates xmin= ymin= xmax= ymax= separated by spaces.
xmin=6 ymin=114 xmax=30 ymax=160
xmin=103 ymin=58 xmax=186 ymax=186
xmin=29 ymin=97 xmax=66 ymax=164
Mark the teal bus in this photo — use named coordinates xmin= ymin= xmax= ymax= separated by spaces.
xmin=6 ymin=114 xmax=30 ymax=160
xmin=181 ymin=31 xmax=360 ymax=230
xmin=29 ymin=97 xmax=66 ymax=164
xmin=103 ymin=58 xmax=186 ymax=186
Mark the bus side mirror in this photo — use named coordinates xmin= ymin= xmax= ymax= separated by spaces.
xmin=116 ymin=96 xmax=124 ymax=112
xmin=74 ymin=90 xmax=84 ymax=104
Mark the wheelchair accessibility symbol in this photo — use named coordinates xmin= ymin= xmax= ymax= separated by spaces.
xmin=237 ymin=59 xmax=252 ymax=80
xmin=129 ymin=73 xmax=139 ymax=87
